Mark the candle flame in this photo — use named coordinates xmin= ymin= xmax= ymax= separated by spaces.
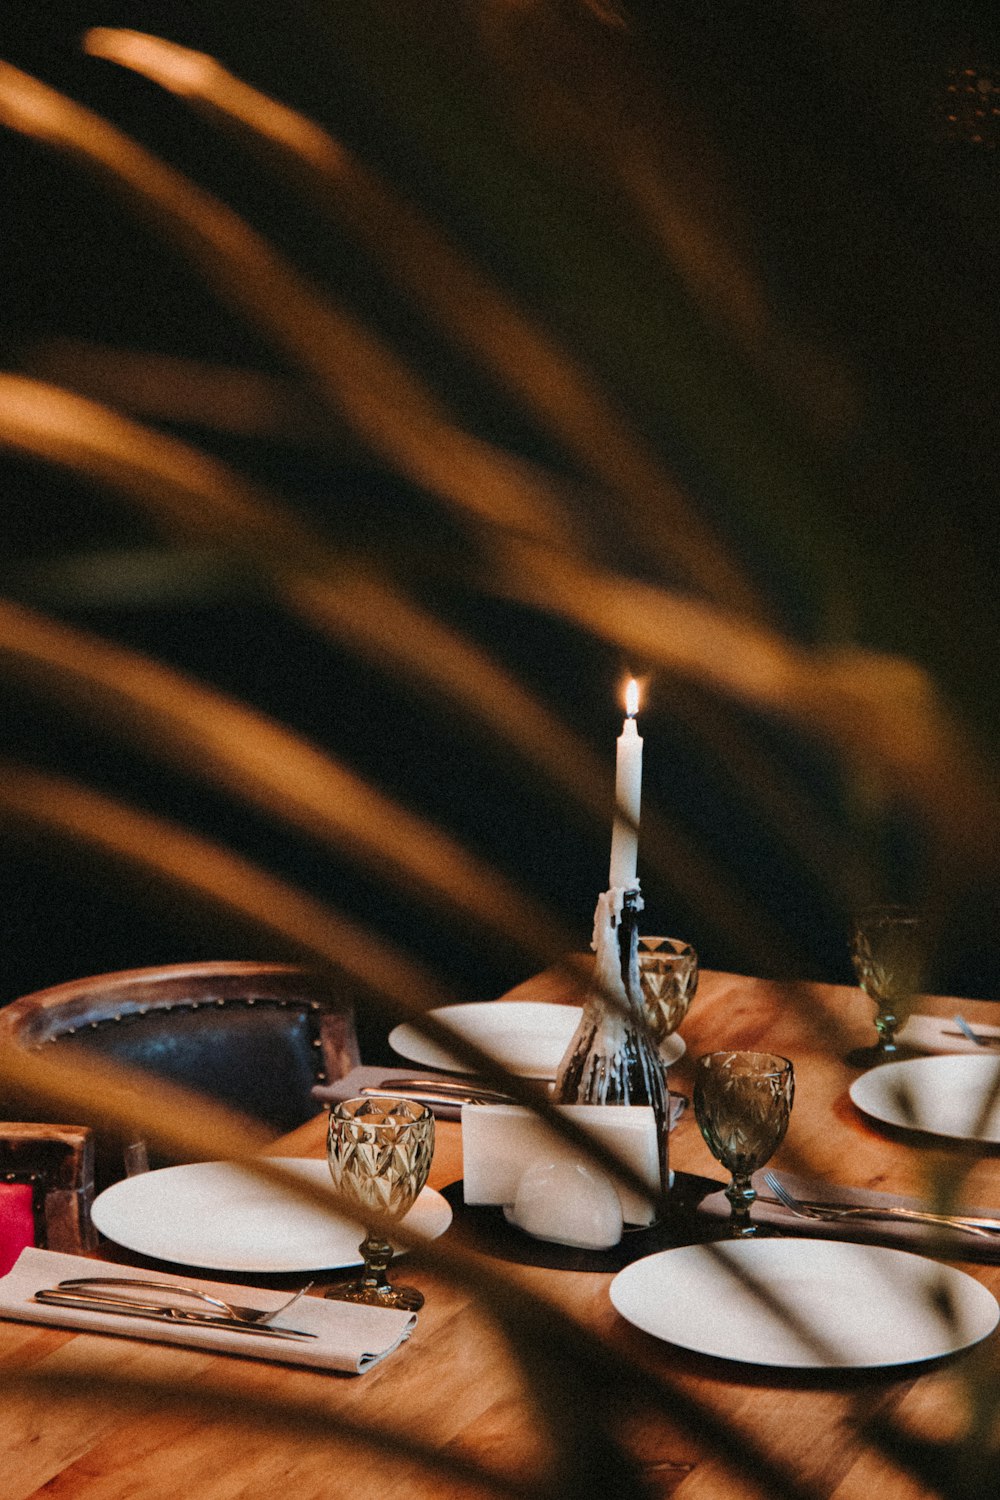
xmin=625 ymin=678 xmax=639 ymax=717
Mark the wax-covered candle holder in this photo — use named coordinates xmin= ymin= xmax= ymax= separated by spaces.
xmin=551 ymin=888 xmax=671 ymax=1206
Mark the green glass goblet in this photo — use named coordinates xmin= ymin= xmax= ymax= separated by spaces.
xmin=325 ymin=1095 xmax=434 ymax=1312
xmin=694 ymin=1051 xmax=795 ymax=1237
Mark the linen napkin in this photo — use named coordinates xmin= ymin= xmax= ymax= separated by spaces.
xmin=896 ymin=1013 xmax=1000 ymax=1055
xmin=314 ymin=1065 xmax=498 ymax=1119
xmin=699 ymin=1169 xmax=1000 ymax=1262
xmin=0 ymin=1248 xmax=415 ymax=1373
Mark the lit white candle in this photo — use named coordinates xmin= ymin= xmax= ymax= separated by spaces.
xmin=608 ymin=677 xmax=642 ymax=890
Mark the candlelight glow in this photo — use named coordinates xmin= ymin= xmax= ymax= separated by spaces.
xmin=625 ymin=677 xmax=639 ymax=717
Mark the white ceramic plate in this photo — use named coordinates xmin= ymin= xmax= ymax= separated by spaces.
xmin=388 ymin=1001 xmax=684 ymax=1079
xmin=91 ymin=1158 xmax=452 ymax=1273
xmin=850 ymin=1054 xmax=1000 ymax=1143
xmin=610 ymin=1238 xmax=999 ymax=1368
xmin=897 ymin=1013 xmax=1000 ymax=1055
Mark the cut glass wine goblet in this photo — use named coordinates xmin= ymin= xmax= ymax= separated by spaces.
xmin=325 ymin=1095 xmax=434 ymax=1312
xmin=694 ymin=1051 xmax=794 ymax=1237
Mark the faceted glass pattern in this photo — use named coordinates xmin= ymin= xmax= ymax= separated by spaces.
xmin=638 ymin=935 xmax=699 ymax=1044
xmin=850 ymin=905 xmax=924 ymax=1057
xmin=694 ymin=1050 xmax=794 ymax=1236
xmin=327 ymin=1096 xmax=434 ymax=1220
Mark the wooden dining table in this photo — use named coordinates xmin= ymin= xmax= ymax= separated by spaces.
xmin=3 ymin=965 xmax=1000 ymax=1500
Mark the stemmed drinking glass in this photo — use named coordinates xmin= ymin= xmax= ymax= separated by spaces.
xmin=850 ymin=904 xmax=924 ymax=1059
xmin=325 ymin=1095 xmax=435 ymax=1312
xmin=694 ymin=1051 xmax=795 ymax=1237
xmin=637 ymin=936 xmax=698 ymax=1049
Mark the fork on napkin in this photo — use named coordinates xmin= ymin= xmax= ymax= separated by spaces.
xmin=698 ymin=1171 xmax=1000 ymax=1261
xmin=895 ymin=1014 xmax=1000 ymax=1055
xmin=313 ymin=1065 xmax=518 ymax=1118
xmin=0 ymin=1249 xmax=416 ymax=1373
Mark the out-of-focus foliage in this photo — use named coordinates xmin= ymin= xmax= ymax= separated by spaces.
xmin=3 ymin=0 xmax=997 ymax=1006
xmin=1 ymin=4 xmax=1000 ymax=1497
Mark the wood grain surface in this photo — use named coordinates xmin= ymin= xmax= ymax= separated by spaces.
xmin=3 ymin=967 xmax=1000 ymax=1500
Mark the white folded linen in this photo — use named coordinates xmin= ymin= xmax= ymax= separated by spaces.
xmin=699 ymin=1170 xmax=1000 ymax=1261
xmin=0 ymin=1248 xmax=415 ymax=1373
xmin=896 ymin=1013 xmax=1000 ymax=1055
xmin=462 ymin=1102 xmax=664 ymax=1226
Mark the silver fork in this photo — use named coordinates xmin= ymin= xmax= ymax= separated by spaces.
xmin=54 ymin=1278 xmax=312 ymax=1324
xmin=761 ymin=1173 xmax=1000 ymax=1240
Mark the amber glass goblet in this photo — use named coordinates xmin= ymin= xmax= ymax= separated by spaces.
xmin=851 ymin=905 xmax=924 ymax=1059
xmin=637 ymin=936 xmax=698 ymax=1047
xmin=325 ymin=1095 xmax=434 ymax=1312
xmin=694 ymin=1051 xmax=795 ymax=1237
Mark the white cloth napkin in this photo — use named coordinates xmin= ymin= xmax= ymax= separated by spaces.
xmin=313 ymin=1066 xmax=471 ymax=1118
xmin=699 ymin=1170 xmax=1000 ymax=1262
xmin=897 ymin=1013 xmax=1000 ymax=1055
xmin=0 ymin=1248 xmax=415 ymax=1373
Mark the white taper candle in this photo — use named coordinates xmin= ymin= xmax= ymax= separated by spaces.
xmin=608 ymin=678 xmax=642 ymax=890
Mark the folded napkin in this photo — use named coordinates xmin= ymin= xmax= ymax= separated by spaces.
xmin=699 ymin=1170 xmax=1000 ymax=1262
xmin=897 ymin=1013 xmax=1000 ymax=1055
xmin=314 ymin=1065 xmax=497 ymax=1119
xmin=0 ymin=1248 xmax=415 ymax=1373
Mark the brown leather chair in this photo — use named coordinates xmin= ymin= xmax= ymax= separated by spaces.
xmin=0 ymin=961 xmax=361 ymax=1185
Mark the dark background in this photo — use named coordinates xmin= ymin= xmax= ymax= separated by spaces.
xmin=1 ymin=2 xmax=998 ymax=1054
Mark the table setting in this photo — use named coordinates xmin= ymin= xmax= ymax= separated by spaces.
xmin=0 ymin=1247 xmax=416 ymax=1373
xmin=4 ymin=678 xmax=1000 ymax=1500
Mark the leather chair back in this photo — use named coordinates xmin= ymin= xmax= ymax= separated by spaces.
xmin=0 ymin=961 xmax=360 ymax=1181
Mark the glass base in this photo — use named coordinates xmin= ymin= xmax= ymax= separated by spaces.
xmin=324 ymin=1279 xmax=425 ymax=1312
xmin=725 ymin=1218 xmax=780 ymax=1238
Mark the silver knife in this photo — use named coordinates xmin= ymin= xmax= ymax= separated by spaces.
xmin=364 ymin=1080 xmax=516 ymax=1107
xmin=943 ymin=1026 xmax=1000 ymax=1046
xmin=757 ymin=1196 xmax=1000 ymax=1236
xmin=379 ymin=1074 xmax=518 ymax=1097
xmin=33 ymin=1289 xmax=316 ymax=1339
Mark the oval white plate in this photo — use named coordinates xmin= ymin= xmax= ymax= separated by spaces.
xmin=91 ymin=1158 xmax=452 ymax=1273
xmin=389 ymin=1000 xmax=684 ymax=1079
xmin=850 ymin=1054 xmax=1000 ymax=1143
xmin=611 ymin=1238 xmax=998 ymax=1368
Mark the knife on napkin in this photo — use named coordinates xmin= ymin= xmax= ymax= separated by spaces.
xmin=33 ymin=1288 xmax=315 ymax=1339
xmin=314 ymin=1065 xmax=519 ymax=1118
xmin=699 ymin=1170 xmax=1000 ymax=1260
xmin=2 ymin=1248 xmax=417 ymax=1373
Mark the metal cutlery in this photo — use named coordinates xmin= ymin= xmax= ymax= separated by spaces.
xmin=53 ymin=1276 xmax=312 ymax=1325
xmin=761 ymin=1172 xmax=1000 ymax=1239
xmin=949 ymin=1015 xmax=1000 ymax=1047
xmin=34 ymin=1288 xmax=316 ymax=1339
xmin=362 ymin=1078 xmax=517 ymax=1107
xmin=380 ymin=1074 xmax=519 ymax=1097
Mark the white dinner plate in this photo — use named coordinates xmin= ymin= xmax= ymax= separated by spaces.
xmin=91 ymin=1158 xmax=452 ymax=1273
xmin=388 ymin=1000 xmax=685 ymax=1079
xmin=850 ymin=1054 xmax=1000 ymax=1143
xmin=610 ymin=1238 xmax=999 ymax=1369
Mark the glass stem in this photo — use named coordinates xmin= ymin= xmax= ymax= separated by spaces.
xmin=358 ymin=1231 xmax=394 ymax=1292
xmin=726 ymin=1173 xmax=757 ymax=1236
xmin=875 ymin=1011 xmax=898 ymax=1056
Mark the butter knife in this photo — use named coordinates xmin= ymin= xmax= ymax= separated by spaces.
xmin=33 ymin=1289 xmax=316 ymax=1339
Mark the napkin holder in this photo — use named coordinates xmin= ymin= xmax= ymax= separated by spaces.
xmin=461 ymin=1102 xmax=660 ymax=1228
